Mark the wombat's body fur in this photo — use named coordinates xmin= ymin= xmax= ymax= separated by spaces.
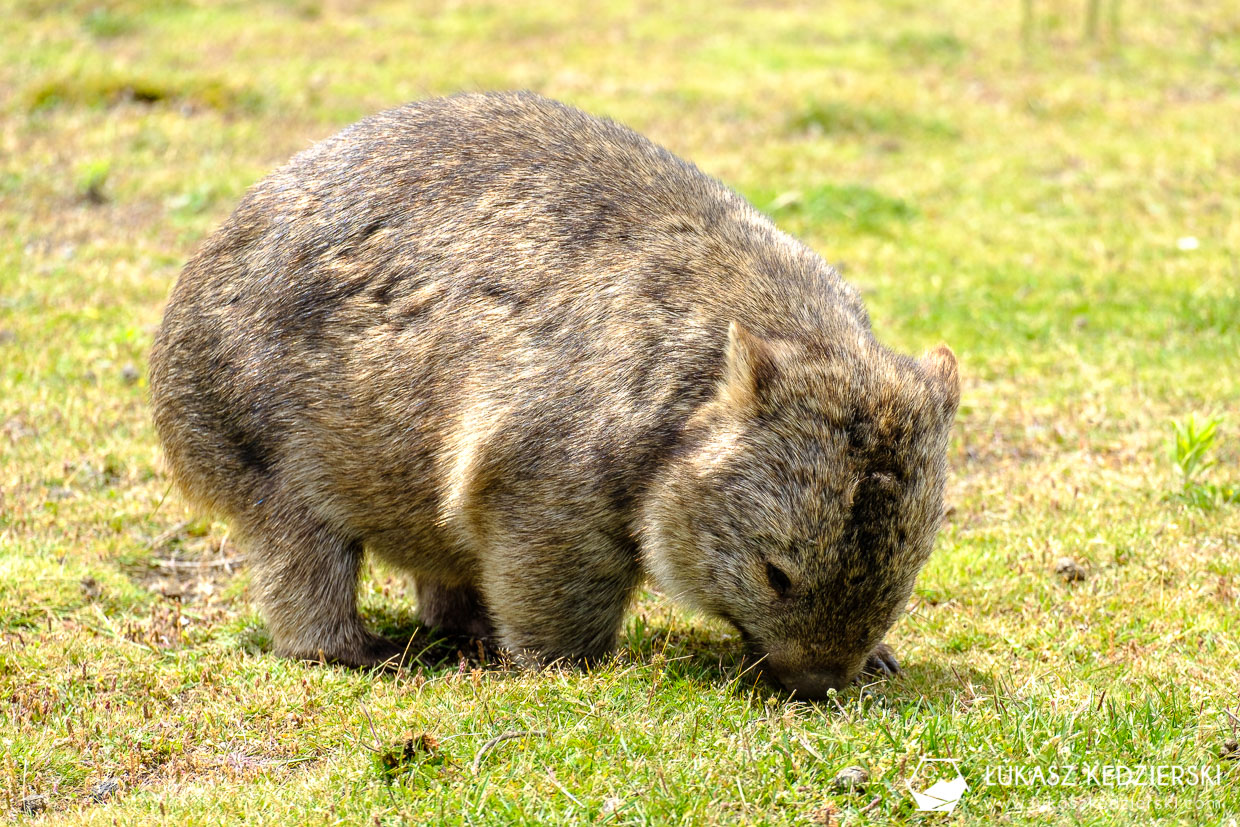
xmin=149 ymin=92 xmax=959 ymax=697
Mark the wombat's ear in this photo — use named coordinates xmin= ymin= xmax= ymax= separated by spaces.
xmin=722 ymin=321 xmax=777 ymax=408
xmin=922 ymin=344 xmax=960 ymax=416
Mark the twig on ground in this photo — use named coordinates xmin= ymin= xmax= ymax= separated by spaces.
xmin=471 ymin=730 xmax=547 ymax=775
xmin=145 ymin=520 xmax=190 ymax=549
xmin=152 ymin=556 xmax=246 ymax=569
xmin=356 ymin=704 xmax=382 ymax=753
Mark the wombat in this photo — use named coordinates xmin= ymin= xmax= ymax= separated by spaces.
xmin=148 ymin=91 xmax=959 ymax=698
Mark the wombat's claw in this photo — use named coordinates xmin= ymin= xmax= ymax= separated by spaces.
xmin=862 ymin=642 xmax=900 ymax=677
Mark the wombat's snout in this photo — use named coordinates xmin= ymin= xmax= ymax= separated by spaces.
xmin=771 ymin=667 xmax=854 ymax=699
xmin=760 ymin=648 xmax=864 ymax=699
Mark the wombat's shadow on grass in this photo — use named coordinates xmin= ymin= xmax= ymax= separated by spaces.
xmin=357 ymin=604 xmax=487 ymax=671
xmin=231 ymin=605 xmax=479 ymax=670
xmin=344 ymin=603 xmax=760 ymax=686
xmin=352 ymin=605 xmax=993 ymax=709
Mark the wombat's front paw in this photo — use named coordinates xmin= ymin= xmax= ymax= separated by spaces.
xmin=862 ymin=642 xmax=900 ymax=677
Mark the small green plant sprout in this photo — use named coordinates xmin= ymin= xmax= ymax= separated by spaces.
xmin=1169 ymin=413 xmax=1239 ymax=509
xmin=1172 ymin=413 xmax=1218 ymax=482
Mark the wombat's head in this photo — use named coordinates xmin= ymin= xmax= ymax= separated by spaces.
xmin=643 ymin=322 xmax=959 ymax=698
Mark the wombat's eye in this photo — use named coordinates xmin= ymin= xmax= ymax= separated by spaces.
xmin=765 ymin=562 xmax=792 ymax=597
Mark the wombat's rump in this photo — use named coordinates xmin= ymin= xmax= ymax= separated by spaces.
xmin=149 ymin=91 xmax=959 ymax=697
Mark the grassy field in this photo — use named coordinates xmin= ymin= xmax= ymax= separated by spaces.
xmin=3 ymin=0 xmax=1240 ymax=823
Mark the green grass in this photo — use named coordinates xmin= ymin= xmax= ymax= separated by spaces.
xmin=3 ymin=0 xmax=1239 ymax=823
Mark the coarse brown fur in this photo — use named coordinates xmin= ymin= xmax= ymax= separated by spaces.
xmin=148 ymin=91 xmax=959 ymax=697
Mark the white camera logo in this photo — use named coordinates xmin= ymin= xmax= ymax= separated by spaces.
xmin=907 ymin=758 xmax=968 ymax=813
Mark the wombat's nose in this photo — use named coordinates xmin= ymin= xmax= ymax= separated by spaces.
xmin=775 ymin=669 xmax=851 ymax=699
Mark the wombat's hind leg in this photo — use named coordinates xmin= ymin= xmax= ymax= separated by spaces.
xmin=415 ymin=580 xmax=494 ymax=639
xmin=245 ymin=515 xmax=401 ymax=668
xmin=863 ymin=642 xmax=900 ymax=677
